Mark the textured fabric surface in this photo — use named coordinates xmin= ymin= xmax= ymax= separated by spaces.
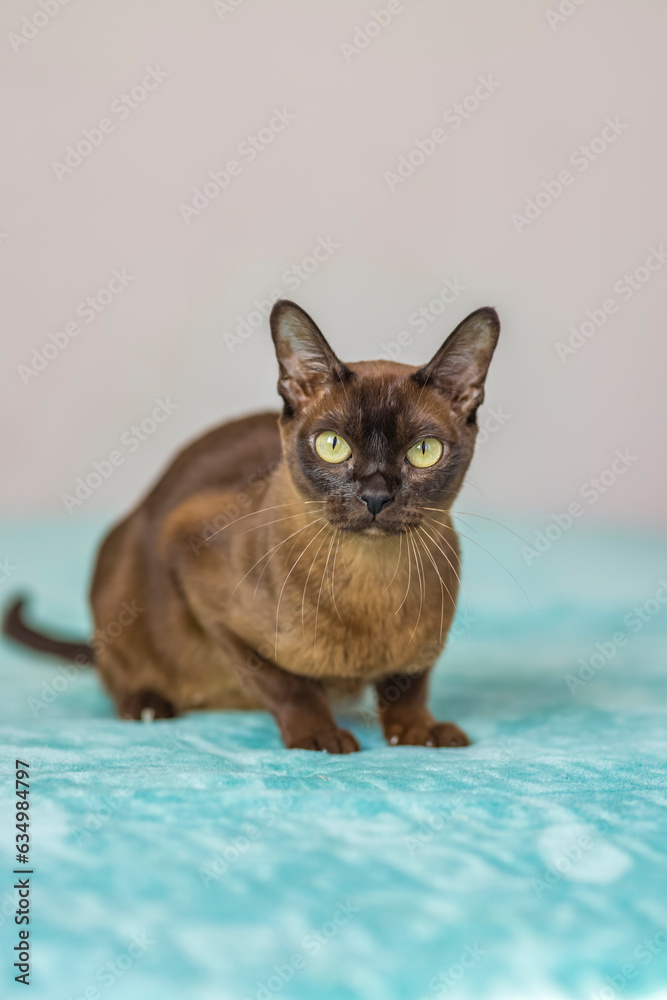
xmin=0 ymin=514 xmax=666 ymax=1000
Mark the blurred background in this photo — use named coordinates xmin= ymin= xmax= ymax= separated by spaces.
xmin=1 ymin=0 xmax=665 ymax=527
xmin=2 ymin=6 xmax=667 ymax=1000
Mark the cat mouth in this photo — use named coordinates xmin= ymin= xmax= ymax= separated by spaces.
xmin=365 ymin=524 xmax=411 ymax=538
xmin=336 ymin=518 xmax=415 ymax=537
xmin=324 ymin=502 xmax=421 ymax=536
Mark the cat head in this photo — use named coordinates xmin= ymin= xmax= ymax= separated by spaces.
xmin=270 ymin=299 xmax=499 ymax=535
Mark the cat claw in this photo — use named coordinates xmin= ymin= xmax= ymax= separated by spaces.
xmin=287 ymin=728 xmax=360 ymax=754
xmin=385 ymin=721 xmax=470 ymax=748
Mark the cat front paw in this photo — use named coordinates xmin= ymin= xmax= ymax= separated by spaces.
xmin=286 ymin=727 xmax=360 ymax=754
xmin=385 ymin=720 xmax=470 ymax=748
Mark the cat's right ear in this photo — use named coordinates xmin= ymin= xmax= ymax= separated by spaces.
xmin=270 ymin=300 xmax=350 ymax=415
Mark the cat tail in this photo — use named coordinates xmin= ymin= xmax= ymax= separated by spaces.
xmin=2 ymin=595 xmax=94 ymax=665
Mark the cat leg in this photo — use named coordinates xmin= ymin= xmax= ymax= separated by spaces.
xmin=95 ymin=646 xmax=179 ymax=721
xmin=242 ymin=653 xmax=360 ymax=753
xmin=118 ymin=689 xmax=177 ymax=721
xmin=375 ymin=671 xmax=469 ymax=747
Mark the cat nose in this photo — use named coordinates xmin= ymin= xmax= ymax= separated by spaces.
xmin=360 ymin=491 xmax=393 ymax=517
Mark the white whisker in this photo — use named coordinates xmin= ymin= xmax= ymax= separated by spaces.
xmin=301 ymin=527 xmax=333 ymax=638
xmin=229 ymin=518 xmax=324 ymax=598
xmin=313 ymin=530 xmax=337 ymax=655
xmin=408 ymin=528 xmax=424 ymax=644
xmin=206 ymin=500 xmax=325 ymax=541
xmin=416 ymin=527 xmax=445 ymax=645
xmin=394 ymin=526 xmax=412 ymax=615
xmin=274 ymin=521 xmax=330 ymax=659
xmin=382 ymin=532 xmax=404 ymax=595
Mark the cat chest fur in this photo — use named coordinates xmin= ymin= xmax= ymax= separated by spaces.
xmin=224 ymin=526 xmax=460 ymax=682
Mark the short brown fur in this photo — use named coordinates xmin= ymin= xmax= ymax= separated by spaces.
xmin=6 ymin=301 xmax=500 ymax=752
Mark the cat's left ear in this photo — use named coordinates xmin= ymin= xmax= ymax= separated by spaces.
xmin=270 ymin=300 xmax=350 ymax=414
xmin=414 ymin=307 xmax=500 ymax=421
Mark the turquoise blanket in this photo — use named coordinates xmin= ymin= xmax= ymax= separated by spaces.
xmin=1 ymin=514 xmax=666 ymax=999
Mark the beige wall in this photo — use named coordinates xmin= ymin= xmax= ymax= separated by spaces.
xmin=1 ymin=0 xmax=665 ymax=524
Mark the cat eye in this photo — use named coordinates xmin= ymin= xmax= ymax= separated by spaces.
xmin=315 ymin=431 xmax=352 ymax=464
xmin=405 ymin=437 xmax=443 ymax=468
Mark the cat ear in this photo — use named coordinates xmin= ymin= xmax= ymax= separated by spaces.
xmin=413 ymin=307 xmax=500 ymax=421
xmin=270 ymin=300 xmax=350 ymax=414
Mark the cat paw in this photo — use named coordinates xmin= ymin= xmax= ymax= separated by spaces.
xmin=286 ymin=727 xmax=360 ymax=754
xmin=119 ymin=690 xmax=177 ymax=721
xmin=385 ymin=720 xmax=470 ymax=748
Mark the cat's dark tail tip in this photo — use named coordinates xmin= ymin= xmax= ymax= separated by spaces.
xmin=2 ymin=594 xmax=94 ymax=665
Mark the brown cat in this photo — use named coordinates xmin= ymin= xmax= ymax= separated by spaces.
xmin=4 ymin=299 xmax=499 ymax=752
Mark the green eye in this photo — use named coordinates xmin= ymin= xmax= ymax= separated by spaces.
xmin=406 ymin=438 xmax=443 ymax=468
xmin=315 ymin=431 xmax=352 ymax=464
